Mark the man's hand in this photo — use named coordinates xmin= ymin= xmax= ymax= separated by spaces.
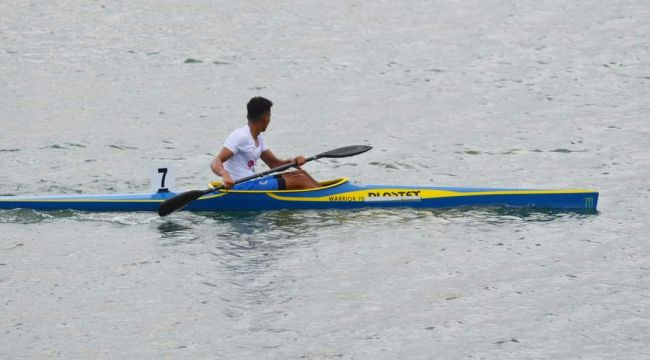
xmin=222 ymin=172 xmax=235 ymax=189
xmin=294 ymin=156 xmax=306 ymax=169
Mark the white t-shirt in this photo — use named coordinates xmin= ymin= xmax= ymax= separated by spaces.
xmin=223 ymin=125 xmax=268 ymax=180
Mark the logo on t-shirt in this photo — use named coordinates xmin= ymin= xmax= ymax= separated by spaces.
xmin=247 ymin=160 xmax=255 ymax=168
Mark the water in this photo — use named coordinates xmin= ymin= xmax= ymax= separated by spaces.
xmin=2 ymin=0 xmax=649 ymax=358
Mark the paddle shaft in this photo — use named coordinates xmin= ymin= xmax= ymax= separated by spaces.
xmin=206 ymin=157 xmax=311 ymax=194
xmin=158 ymin=145 xmax=371 ymax=216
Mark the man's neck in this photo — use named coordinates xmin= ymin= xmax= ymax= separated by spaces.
xmin=247 ymin=122 xmax=261 ymax=138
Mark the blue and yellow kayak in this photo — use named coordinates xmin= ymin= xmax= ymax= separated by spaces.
xmin=0 ymin=178 xmax=598 ymax=212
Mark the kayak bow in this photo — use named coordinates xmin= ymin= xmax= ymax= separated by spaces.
xmin=0 ymin=178 xmax=599 ymax=212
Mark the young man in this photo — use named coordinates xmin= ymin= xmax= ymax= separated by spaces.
xmin=210 ymin=97 xmax=321 ymax=190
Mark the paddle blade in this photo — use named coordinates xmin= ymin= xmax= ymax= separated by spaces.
xmin=158 ymin=189 xmax=208 ymax=216
xmin=318 ymin=145 xmax=372 ymax=158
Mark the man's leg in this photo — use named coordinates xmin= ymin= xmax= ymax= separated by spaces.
xmin=280 ymin=170 xmax=320 ymax=190
xmin=232 ymin=175 xmax=280 ymax=190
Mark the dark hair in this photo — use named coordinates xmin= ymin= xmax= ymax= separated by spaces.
xmin=247 ymin=97 xmax=273 ymax=121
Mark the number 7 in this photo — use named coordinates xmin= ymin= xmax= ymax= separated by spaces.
xmin=158 ymin=168 xmax=168 ymax=189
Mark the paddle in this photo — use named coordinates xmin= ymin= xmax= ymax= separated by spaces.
xmin=157 ymin=145 xmax=372 ymax=216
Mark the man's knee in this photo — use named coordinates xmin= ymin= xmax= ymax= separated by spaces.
xmin=296 ymin=174 xmax=311 ymax=188
xmin=282 ymin=170 xmax=318 ymax=190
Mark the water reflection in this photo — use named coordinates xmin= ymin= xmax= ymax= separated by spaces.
xmin=176 ymin=211 xmax=321 ymax=329
xmin=0 ymin=209 xmax=77 ymax=224
xmin=166 ymin=206 xmax=598 ymax=334
xmin=0 ymin=205 xmax=596 ymax=227
xmin=427 ymin=206 xmax=598 ymax=223
xmin=157 ymin=220 xmax=200 ymax=244
xmin=155 ymin=207 xmax=600 ymax=309
xmin=0 ymin=209 xmax=164 ymax=225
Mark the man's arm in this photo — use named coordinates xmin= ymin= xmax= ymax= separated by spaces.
xmin=211 ymin=147 xmax=235 ymax=189
xmin=261 ymin=150 xmax=306 ymax=169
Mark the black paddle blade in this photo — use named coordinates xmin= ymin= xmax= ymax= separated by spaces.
xmin=318 ymin=145 xmax=372 ymax=158
xmin=158 ymin=189 xmax=210 ymax=216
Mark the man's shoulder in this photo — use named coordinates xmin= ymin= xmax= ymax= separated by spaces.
xmin=226 ymin=125 xmax=248 ymax=139
xmin=224 ymin=125 xmax=250 ymax=149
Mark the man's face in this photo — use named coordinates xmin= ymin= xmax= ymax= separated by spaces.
xmin=261 ymin=112 xmax=271 ymax=132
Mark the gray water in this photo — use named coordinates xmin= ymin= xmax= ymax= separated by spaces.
xmin=1 ymin=0 xmax=649 ymax=358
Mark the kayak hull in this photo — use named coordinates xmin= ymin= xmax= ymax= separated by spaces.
xmin=0 ymin=179 xmax=599 ymax=212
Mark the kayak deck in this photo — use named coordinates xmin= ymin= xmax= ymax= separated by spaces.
xmin=0 ymin=178 xmax=599 ymax=212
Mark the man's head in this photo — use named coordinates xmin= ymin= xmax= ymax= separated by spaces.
xmin=247 ymin=97 xmax=273 ymax=128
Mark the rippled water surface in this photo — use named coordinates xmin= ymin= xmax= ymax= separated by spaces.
xmin=2 ymin=0 xmax=649 ymax=358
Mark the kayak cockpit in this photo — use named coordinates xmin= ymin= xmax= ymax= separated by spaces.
xmin=207 ymin=178 xmax=350 ymax=193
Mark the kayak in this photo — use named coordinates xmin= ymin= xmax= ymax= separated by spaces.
xmin=0 ymin=178 xmax=599 ymax=212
